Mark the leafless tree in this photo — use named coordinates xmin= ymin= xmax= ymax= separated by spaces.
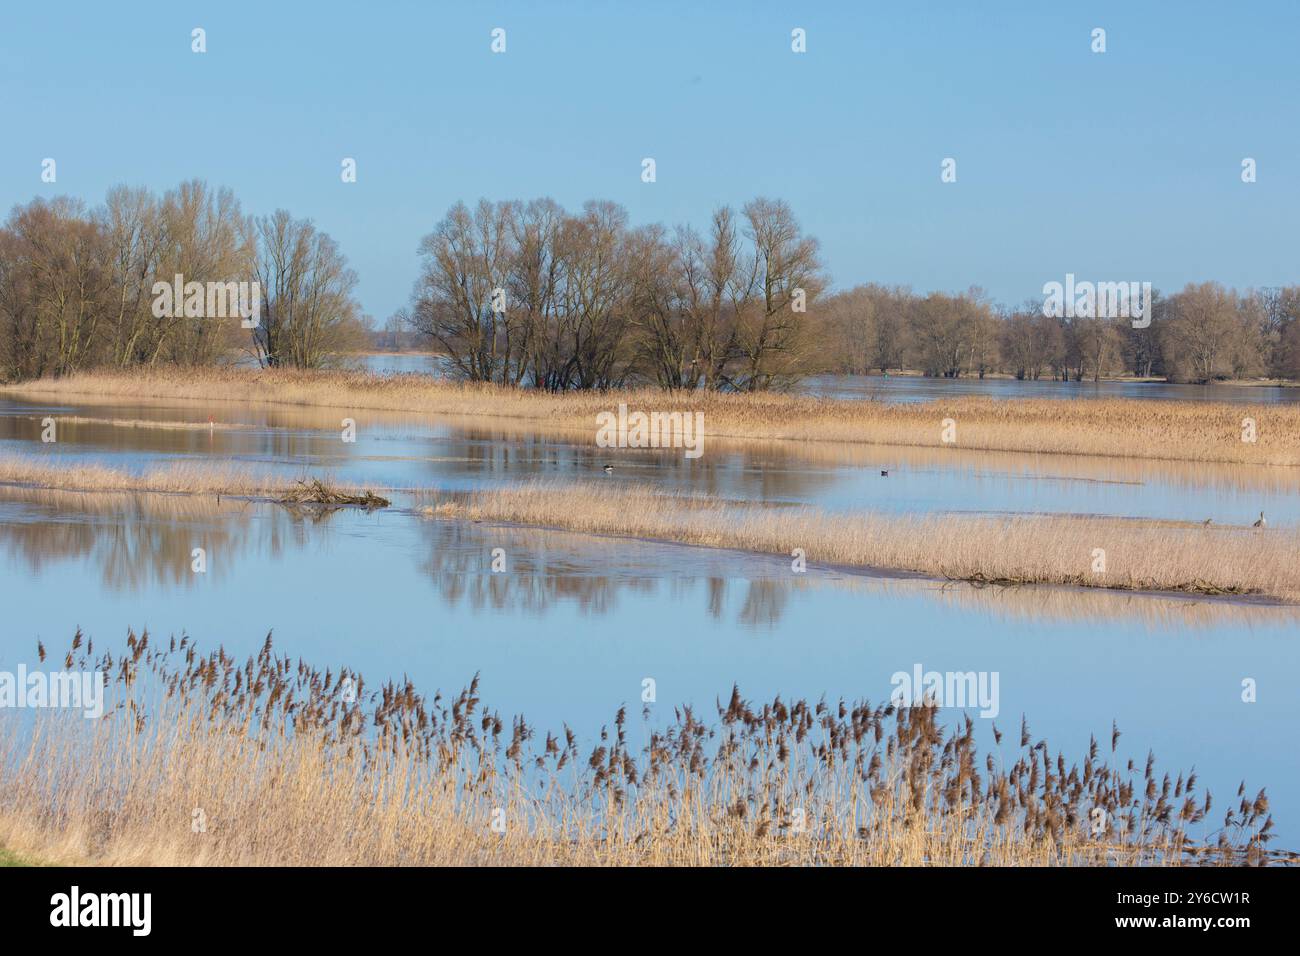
xmin=253 ymin=210 xmax=364 ymax=369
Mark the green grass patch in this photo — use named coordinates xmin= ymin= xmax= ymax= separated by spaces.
xmin=0 ymin=845 xmax=34 ymax=867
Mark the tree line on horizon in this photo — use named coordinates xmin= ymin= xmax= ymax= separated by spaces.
xmin=3 ymin=180 xmax=1298 ymax=388
xmin=820 ymin=282 xmax=1300 ymax=384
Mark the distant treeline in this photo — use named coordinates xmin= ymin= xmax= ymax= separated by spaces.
xmin=3 ymin=182 xmax=1297 ymax=387
xmin=821 ymin=283 xmax=1300 ymax=384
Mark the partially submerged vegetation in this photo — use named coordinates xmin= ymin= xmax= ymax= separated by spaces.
xmin=279 ymin=477 xmax=390 ymax=509
xmin=0 ymin=425 xmax=1288 ymax=599
xmin=7 ymin=367 xmax=1300 ymax=466
xmin=0 ymin=631 xmax=1282 ymax=866
xmin=423 ymin=482 xmax=1300 ymax=602
xmin=43 ymin=415 xmax=251 ymax=431
xmin=0 ymin=458 xmax=389 ymax=510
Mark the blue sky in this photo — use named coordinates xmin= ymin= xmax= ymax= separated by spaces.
xmin=0 ymin=0 xmax=1296 ymax=321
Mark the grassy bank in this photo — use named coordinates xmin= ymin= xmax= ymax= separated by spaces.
xmin=0 ymin=459 xmax=389 ymax=507
xmin=423 ymin=482 xmax=1300 ymax=601
xmin=1 ymin=452 xmax=1291 ymax=600
xmin=6 ymin=367 xmax=1300 ymax=466
xmin=0 ymin=631 xmax=1279 ymax=866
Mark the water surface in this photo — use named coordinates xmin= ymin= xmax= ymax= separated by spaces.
xmin=1 ymin=392 xmax=1297 ymax=849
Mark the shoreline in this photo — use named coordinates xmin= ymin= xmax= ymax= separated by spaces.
xmin=335 ymin=353 xmax=1300 ymax=389
xmin=419 ymin=481 xmax=1300 ymax=603
xmin=0 ymin=459 xmax=1291 ymax=604
xmin=6 ymin=367 xmax=1300 ymax=468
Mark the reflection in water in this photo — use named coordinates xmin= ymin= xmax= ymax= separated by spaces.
xmin=1 ymin=484 xmax=1295 ymax=630
xmin=0 ymin=485 xmax=342 ymax=591
xmin=3 ymin=480 xmax=1296 ymax=845
xmin=5 ymin=395 xmax=1299 ymax=536
xmin=415 ymin=519 xmax=799 ymax=627
xmin=925 ymin=578 xmax=1300 ymax=630
xmin=715 ymin=434 xmax=1300 ymax=496
xmin=417 ymin=517 xmax=1300 ymax=627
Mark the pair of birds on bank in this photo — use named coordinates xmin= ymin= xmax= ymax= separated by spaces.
xmin=1202 ymin=512 xmax=1266 ymax=528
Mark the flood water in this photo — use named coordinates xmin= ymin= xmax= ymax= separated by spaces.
xmin=352 ymin=351 xmax=1300 ymax=405
xmin=1 ymin=388 xmax=1298 ymax=847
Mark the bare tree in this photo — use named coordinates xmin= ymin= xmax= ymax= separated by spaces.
xmin=253 ymin=210 xmax=364 ymax=369
xmin=1160 ymin=282 xmax=1255 ymax=383
xmin=730 ymin=198 xmax=822 ymax=390
xmin=678 ymin=206 xmax=754 ymax=390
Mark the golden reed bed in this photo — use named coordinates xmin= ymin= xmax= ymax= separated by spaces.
xmin=0 ymin=455 xmax=1293 ymax=601
xmin=5 ymin=367 xmax=1300 ymax=466
xmin=0 ymin=632 xmax=1281 ymax=866
xmin=0 ymin=458 xmax=286 ymax=497
xmin=423 ymin=481 xmax=1300 ymax=602
xmin=0 ymin=459 xmax=386 ymax=507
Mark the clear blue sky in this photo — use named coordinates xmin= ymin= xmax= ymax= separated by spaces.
xmin=1 ymin=0 xmax=1296 ymax=321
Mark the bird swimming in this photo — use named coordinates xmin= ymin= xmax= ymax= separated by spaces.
xmin=603 ymin=464 xmax=614 ymax=475
xmin=880 ymin=470 xmax=889 ymax=477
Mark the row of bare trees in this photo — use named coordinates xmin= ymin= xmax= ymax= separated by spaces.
xmin=0 ymin=181 xmax=366 ymax=380
xmin=821 ymin=282 xmax=1300 ymax=384
xmin=404 ymin=197 xmax=824 ymax=390
xmin=5 ymin=181 xmax=1298 ymax=389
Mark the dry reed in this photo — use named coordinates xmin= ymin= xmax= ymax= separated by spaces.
xmin=7 ymin=367 xmax=1299 ymax=467
xmin=0 ymin=631 xmax=1283 ymax=867
xmin=421 ymin=481 xmax=1300 ymax=601
xmin=0 ymin=457 xmax=388 ymax=508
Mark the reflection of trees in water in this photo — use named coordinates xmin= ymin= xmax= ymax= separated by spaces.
xmin=737 ymin=579 xmax=790 ymax=628
xmin=415 ymin=517 xmax=1294 ymax=628
xmin=5 ymin=482 xmax=1279 ymax=629
xmin=430 ymin=425 xmax=842 ymax=505
xmin=417 ymin=519 xmax=801 ymax=626
xmin=435 ymin=425 xmax=1300 ymax=503
xmin=418 ymin=518 xmax=656 ymax=617
xmin=712 ymin=435 xmax=1300 ymax=495
xmin=0 ymin=487 xmax=333 ymax=592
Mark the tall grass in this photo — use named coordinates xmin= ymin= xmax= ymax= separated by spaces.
xmin=0 ymin=458 xmax=387 ymax=506
xmin=0 ymin=631 xmax=1281 ymax=866
xmin=422 ymin=481 xmax=1300 ymax=601
xmin=7 ymin=367 xmax=1300 ymax=466
xmin=3 ymin=456 xmax=1293 ymax=599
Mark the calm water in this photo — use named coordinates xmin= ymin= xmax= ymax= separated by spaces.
xmin=351 ymin=352 xmax=1300 ymax=405
xmin=1 ymin=390 xmax=1297 ymax=846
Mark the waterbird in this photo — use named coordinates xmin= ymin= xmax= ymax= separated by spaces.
xmin=603 ymin=464 xmax=614 ymax=475
xmin=880 ymin=470 xmax=889 ymax=477
xmin=1253 ymin=511 xmax=1266 ymax=528
xmin=1202 ymin=518 xmax=1212 ymax=527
